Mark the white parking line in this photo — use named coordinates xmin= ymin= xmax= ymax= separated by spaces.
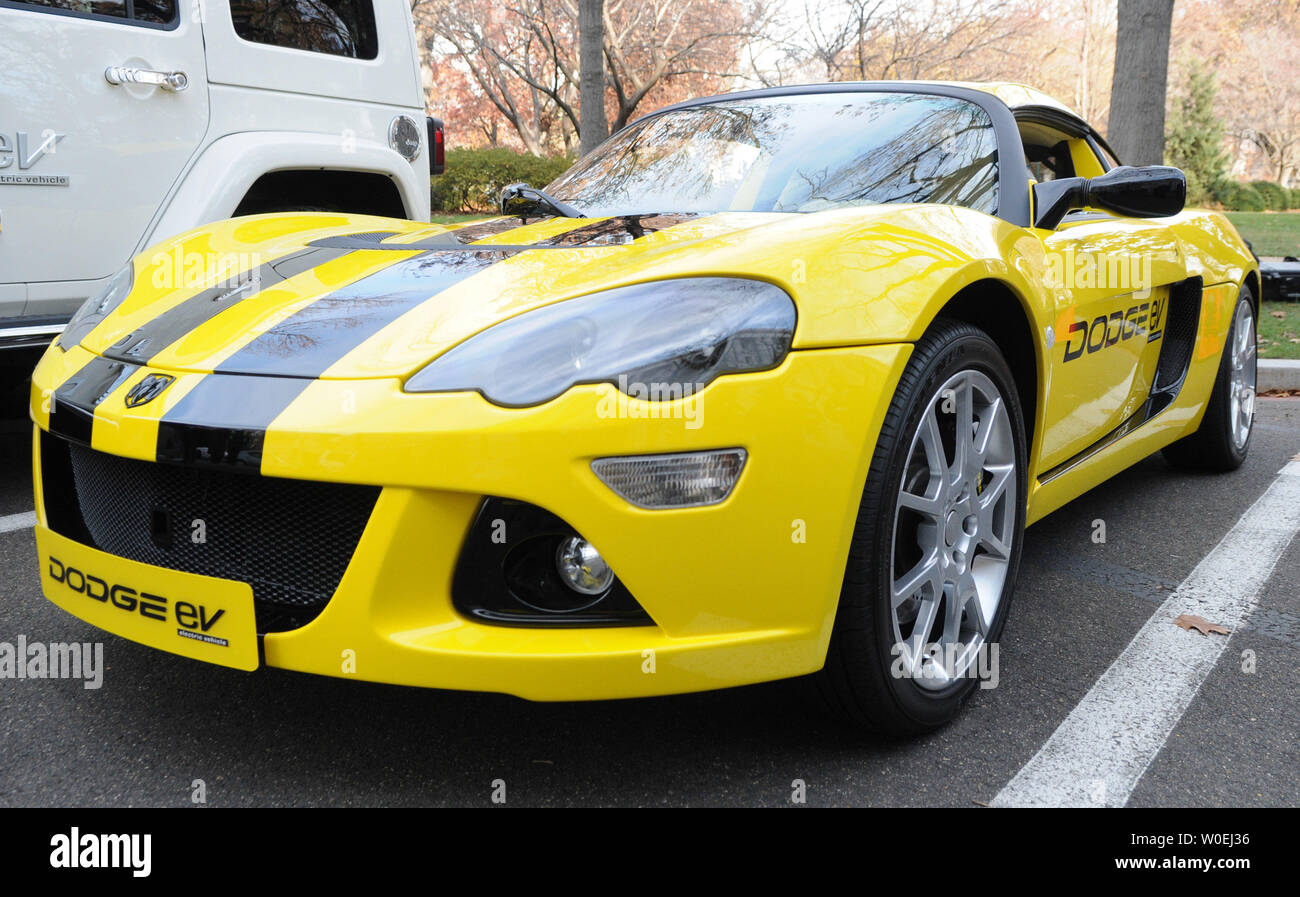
xmin=994 ymin=461 xmax=1300 ymax=807
xmin=0 ymin=510 xmax=36 ymax=534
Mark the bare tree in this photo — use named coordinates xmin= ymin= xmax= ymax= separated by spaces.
xmin=414 ymin=0 xmax=577 ymax=155
xmin=746 ymin=0 xmax=1023 ymax=87
xmin=1216 ymin=0 xmax=1300 ymax=184
xmin=1107 ymin=0 xmax=1174 ymax=165
xmin=415 ymin=0 xmax=757 ymax=155
xmin=600 ymin=0 xmax=755 ymax=131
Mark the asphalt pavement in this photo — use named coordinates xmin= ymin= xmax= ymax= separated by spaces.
xmin=1 ymin=399 xmax=1297 ymax=807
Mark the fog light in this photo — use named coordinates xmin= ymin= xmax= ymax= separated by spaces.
xmin=555 ymin=536 xmax=615 ymax=595
xmin=591 ymin=448 xmax=747 ymax=509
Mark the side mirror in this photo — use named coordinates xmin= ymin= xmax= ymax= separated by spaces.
xmin=1033 ymin=165 xmax=1186 ymax=229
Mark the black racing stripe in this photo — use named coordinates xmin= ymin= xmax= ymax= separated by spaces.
xmin=211 ymin=249 xmax=513 ymax=378
xmin=531 ymin=214 xmax=699 ymax=246
xmin=156 ymin=375 xmax=312 ymax=471
xmin=101 ymin=247 xmax=351 ymax=365
xmin=48 ymin=356 xmax=139 ymax=445
xmin=307 ymin=218 xmax=534 ymax=249
xmin=307 ymin=215 xmax=700 ymax=253
xmin=153 ymin=249 xmax=514 ymax=471
xmin=446 ymin=217 xmax=545 ymax=242
xmin=309 ymin=239 xmax=626 ymax=252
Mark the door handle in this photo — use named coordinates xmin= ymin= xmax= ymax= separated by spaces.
xmin=104 ymin=66 xmax=189 ymax=92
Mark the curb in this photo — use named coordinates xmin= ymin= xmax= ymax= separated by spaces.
xmin=1260 ymin=359 xmax=1300 ymax=391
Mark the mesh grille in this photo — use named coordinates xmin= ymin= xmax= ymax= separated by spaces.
xmin=1154 ymin=280 xmax=1202 ymax=392
xmin=41 ymin=433 xmax=379 ymax=633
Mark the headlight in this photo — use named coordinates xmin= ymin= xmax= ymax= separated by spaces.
xmin=404 ymin=277 xmax=797 ymax=406
xmin=59 ymin=264 xmax=134 ymax=349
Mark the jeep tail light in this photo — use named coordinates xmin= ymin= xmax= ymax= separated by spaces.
xmin=427 ymin=116 xmax=445 ymax=175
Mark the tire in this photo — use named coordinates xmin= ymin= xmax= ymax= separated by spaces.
xmin=815 ymin=318 xmax=1028 ymax=736
xmin=1162 ymin=285 xmax=1257 ymax=472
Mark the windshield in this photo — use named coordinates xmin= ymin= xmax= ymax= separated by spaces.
xmin=547 ymin=92 xmax=1000 ymax=216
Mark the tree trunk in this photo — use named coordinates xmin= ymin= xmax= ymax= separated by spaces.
xmin=1107 ymin=0 xmax=1175 ymax=166
xmin=579 ymin=0 xmax=608 ymax=157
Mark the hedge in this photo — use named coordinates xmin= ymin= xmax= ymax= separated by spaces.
xmin=431 ymin=148 xmax=575 ymax=213
xmin=1214 ymin=181 xmax=1266 ymax=211
xmin=1251 ymin=180 xmax=1290 ymax=211
xmin=1291 ymin=187 xmax=1300 ymax=208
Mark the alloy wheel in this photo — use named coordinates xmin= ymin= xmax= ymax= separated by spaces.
xmin=890 ymin=370 xmax=1016 ymax=690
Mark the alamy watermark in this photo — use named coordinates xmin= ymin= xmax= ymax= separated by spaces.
xmin=1042 ymin=247 xmax=1175 ymax=299
xmin=595 ymin=374 xmax=704 ymax=429
xmin=891 ymin=640 xmax=1000 ymax=690
xmin=0 ymin=636 xmax=104 ymax=689
xmin=147 ymin=247 xmax=264 ymax=293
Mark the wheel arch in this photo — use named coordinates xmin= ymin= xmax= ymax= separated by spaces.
xmin=1244 ymin=268 xmax=1261 ymax=316
xmin=232 ymin=170 xmax=407 ymax=218
xmin=144 ymin=131 xmax=429 ymax=251
xmin=925 ymin=278 xmax=1043 ymax=453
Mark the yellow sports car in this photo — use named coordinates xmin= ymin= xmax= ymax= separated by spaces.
xmin=29 ymin=82 xmax=1257 ymax=734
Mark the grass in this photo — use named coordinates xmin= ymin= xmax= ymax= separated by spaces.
xmin=1223 ymin=214 xmax=1300 ymax=360
xmin=1260 ymin=301 xmax=1300 ymax=359
xmin=1224 ymin=211 xmax=1300 ymax=258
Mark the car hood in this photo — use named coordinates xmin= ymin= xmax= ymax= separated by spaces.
xmin=81 ymin=211 xmax=798 ymax=381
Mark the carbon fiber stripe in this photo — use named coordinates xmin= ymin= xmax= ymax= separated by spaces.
xmin=532 ymin=214 xmax=698 ymax=246
xmin=146 ymin=215 xmax=699 ymax=472
xmin=154 ymin=249 xmax=514 ymax=470
xmin=48 ymin=356 xmax=140 ymax=445
xmin=212 ymin=249 xmax=513 ymax=378
xmin=307 ymin=216 xmax=699 ymax=252
xmin=101 ymin=247 xmax=351 ymax=365
xmin=155 ymin=375 xmax=315 ymax=471
xmin=446 ymin=217 xmax=544 ymax=242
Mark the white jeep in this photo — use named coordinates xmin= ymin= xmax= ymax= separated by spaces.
xmin=0 ymin=0 xmax=439 ymax=358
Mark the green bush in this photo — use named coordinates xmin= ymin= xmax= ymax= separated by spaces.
xmin=1215 ymin=181 xmax=1266 ymax=211
xmin=1165 ymin=61 xmax=1228 ymax=199
xmin=1290 ymin=186 xmax=1300 ymax=208
xmin=431 ymin=148 xmax=574 ymax=213
xmin=1252 ymin=180 xmax=1290 ymax=211
xmin=1181 ymin=170 xmax=1211 ymax=207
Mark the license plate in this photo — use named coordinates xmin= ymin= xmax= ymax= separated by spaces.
xmin=35 ymin=526 xmax=259 ymax=671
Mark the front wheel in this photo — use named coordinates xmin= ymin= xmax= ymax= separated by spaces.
xmin=816 ymin=319 xmax=1027 ymax=736
xmin=1163 ymin=286 xmax=1256 ymax=471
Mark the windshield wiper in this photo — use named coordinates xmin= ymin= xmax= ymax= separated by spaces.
xmin=500 ymin=182 xmax=586 ymax=219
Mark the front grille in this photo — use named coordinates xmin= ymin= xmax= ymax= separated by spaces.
xmin=41 ymin=432 xmax=380 ymax=633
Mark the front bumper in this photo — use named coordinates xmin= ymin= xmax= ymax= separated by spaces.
xmin=31 ymin=342 xmax=909 ymax=700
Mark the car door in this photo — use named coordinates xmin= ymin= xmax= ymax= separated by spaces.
xmin=0 ymin=0 xmax=208 ymax=317
xmin=1035 ymin=211 xmax=1186 ymax=473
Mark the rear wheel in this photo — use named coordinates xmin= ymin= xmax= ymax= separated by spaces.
xmin=1163 ymin=286 xmax=1256 ymax=471
xmin=816 ymin=319 xmax=1027 ymax=735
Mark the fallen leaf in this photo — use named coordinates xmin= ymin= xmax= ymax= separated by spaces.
xmin=1174 ymin=613 xmax=1231 ymax=637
